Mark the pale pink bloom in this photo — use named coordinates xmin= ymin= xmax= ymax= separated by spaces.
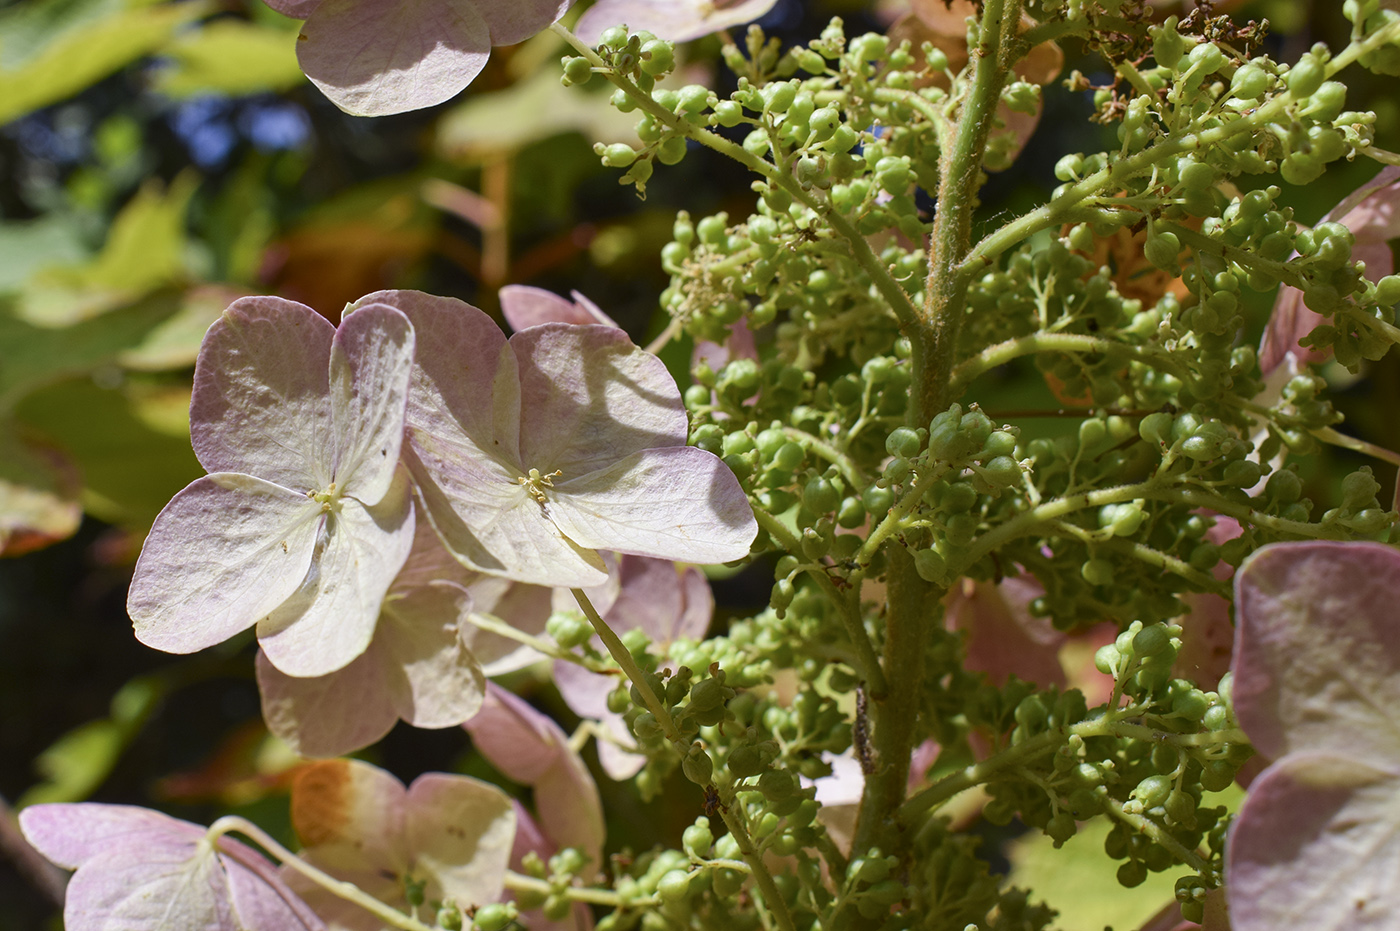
xmin=464 ymin=684 xmax=606 ymax=874
xmin=351 ymin=290 xmax=756 ymax=589
xmin=575 ymin=0 xmax=779 ymax=45
xmin=263 ymin=0 xmax=573 ymax=116
xmin=1227 ymin=541 xmax=1400 ymax=931
xmin=128 ymin=297 xmax=416 ymax=678
xmin=286 ymin=759 xmax=515 ymax=931
xmin=19 ymin=803 xmax=323 ymax=931
xmin=1260 ymin=166 xmax=1400 ymax=374
xmin=553 ymin=554 xmax=712 ymax=779
xmin=500 ymin=285 xmax=619 ymax=332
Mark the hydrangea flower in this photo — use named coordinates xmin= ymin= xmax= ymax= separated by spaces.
xmin=19 ymin=803 xmax=324 ymax=931
xmin=127 ymin=297 xmax=417 ymax=678
xmin=351 ymin=290 xmax=756 ymax=588
xmin=263 ymin=0 xmax=574 ymax=116
xmin=499 ymin=284 xmax=618 ymax=332
xmin=285 ymin=759 xmax=516 ymax=930
xmin=1227 ymin=540 xmax=1400 ymax=930
xmin=464 ymin=683 xmax=605 ymax=873
xmin=574 ymin=0 xmax=779 ymax=45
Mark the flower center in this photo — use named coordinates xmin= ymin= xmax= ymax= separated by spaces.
xmin=517 ymin=468 xmax=562 ymax=504
xmin=308 ymin=482 xmax=341 ymax=513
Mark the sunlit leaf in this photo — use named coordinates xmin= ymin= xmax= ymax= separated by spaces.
xmin=0 ymin=0 xmax=211 ymax=126
xmin=154 ymin=17 xmax=305 ymax=97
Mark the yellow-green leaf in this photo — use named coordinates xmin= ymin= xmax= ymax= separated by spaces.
xmin=154 ymin=18 xmax=305 ymax=98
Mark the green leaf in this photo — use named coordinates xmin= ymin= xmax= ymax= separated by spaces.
xmin=0 ymin=294 xmax=181 ymax=410
xmin=153 ymin=17 xmax=305 ymax=98
xmin=14 ymin=377 xmax=203 ymax=530
xmin=18 ymin=172 xmax=200 ymax=326
xmin=0 ymin=0 xmax=212 ymax=126
xmin=117 ymin=284 xmax=243 ymax=372
xmin=0 ymin=214 xmax=88 ymax=293
xmin=0 ymin=418 xmax=82 ymax=556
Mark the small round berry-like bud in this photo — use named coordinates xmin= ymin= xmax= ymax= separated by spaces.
xmin=640 ymin=38 xmax=675 ymax=75
xmin=886 ymin=427 xmax=922 ymax=459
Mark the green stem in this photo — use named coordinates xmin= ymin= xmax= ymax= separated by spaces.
xmin=1101 ymin=796 xmax=1214 ymax=877
xmin=717 ymin=803 xmax=798 ymax=931
xmin=918 ymin=0 xmax=1023 ymax=421
xmin=503 ymin=870 xmax=657 ymax=908
xmin=207 ymin=817 xmax=433 ymax=931
xmin=463 ymin=611 xmax=611 ymax=672
xmin=949 ymin=331 xmax=1189 ymax=390
xmin=572 ymin=588 xmax=684 ymax=746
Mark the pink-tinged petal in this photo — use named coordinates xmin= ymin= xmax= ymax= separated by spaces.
xmin=945 ymin=575 xmax=1066 ymax=688
xmin=257 ymin=471 xmax=415 ymax=677
xmin=296 ymin=0 xmax=491 ymax=117
xmin=463 ymin=686 xmax=604 ymax=868
xmin=476 ymin=0 xmax=573 ymax=46
xmin=1232 ymin=541 xmax=1400 ymax=763
xmin=291 ymin=759 xmax=411 ymax=875
xmin=191 ymin=296 xmax=333 ymax=491
xmin=408 ymin=443 xmax=609 ymax=586
xmin=509 ymin=801 xmax=550 ymax=866
xmin=466 ymin=575 xmax=554 ymax=674
xmin=512 ymin=324 xmax=688 ymax=475
xmin=499 ymin=285 xmax=619 ymax=331
xmin=575 ymin=0 xmax=778 ymax=44
xmin=549 ymin=446 xmax=757 ymax=566
xmin=1258 ymin=289 xmax=1328 ymax=374
xmin=392 ymin=503 xmax=483 ymax=592
xmin=553 ymin=662 xmax=641 ymax=780
xmin=380 ymin=583 xmax=486 ymax=728
xmin=465 ymin=685 xmax=561 ymax=783
xmin=677 ymin=566 xmax=715 ymax=639
xmin=1227 ymin=752 xmax=1400 ymax=931
xmin=130 ymin=474 xmax=323 ymax=656
xmin=377 ymin=289 xmax=521 ymax=467
xmin=405 ymin=773 xmax=515 ymax=909
xmin=263 ymin=0 xmax=322 ymax=18
xmin=256 ymin=648 xmax=399 ymax=758
xmin=19 ymin=804 xmax=322 ymax=931
xmin=329 ymin=303 xmax=415 ymax=505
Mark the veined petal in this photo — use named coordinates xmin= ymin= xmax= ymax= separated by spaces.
xmin=256 ymin=648 xmax=399 ymax=759
xmin=407 ymin=443 xmax=608 ymax=587
xmin=296 ymin=0 xmax=491 ymax=116
xmin=549 ymin=447 xmax=756 ymax=566
xmin=499 ymin=285 xmax=619 ymax=332
xmin=475 ymin=0 xmax=573 ymax=46
xmin=380 ymin=583 xmax=486 ymax=728
xmin=1227 ymin=752 xmax=1400 ymax=931
xmin=257 ymin=470 xmax=415 ymax=677
xmin=329 ymin=303 xmax=415 ymax=505
xmin=191 ymin=297 xmax=333 ymax=491
xmin=130 ymin=474 xmax=322 ymax=656
xmin=405 ymin=773 xmax=515 ymax=911
xmin=513 ymin=324 xmax=688 ymax=476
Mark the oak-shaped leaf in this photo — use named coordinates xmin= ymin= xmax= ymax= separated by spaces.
xmin=286 ymin=759 xmax=515 ymax=930
xmin=354 ymin=290 xmax=756 ymax=588
xmin=262 ymin=0 xmax=573 ymax=116
xmin=128 ymin=297 xmax=416 ymax=678
xmin=1227 ymin=541 xmax=1400 ymax=930
xmin=575 ymin=0 xmax=779 ymax=45
xmin=19 ymin=803 xmax=324 ymax=931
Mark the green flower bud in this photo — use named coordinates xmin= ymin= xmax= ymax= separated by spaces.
xmin=640 ymin=39 xmax=675 ymax=75
xmin=562 ymin=56 xmax=593 ymax=86
xmin=546 ymin=612 xmax=592 ymax=650
xmin=1081 ymin=558 xmax=1115 ymax=586
xmin=1286 ymin=56 xmax=1325 ymax=98
xmin=598 ymin=26 xmax=629 ymax=50
xmin=914 ymin=548 xmax=946 ymax=582
xmin=683 ymin=818 xmax=714 ymax=857
xmin=886 ymin=427 xmax=922 ymax=459
xmin=1144 ymin=229 xmax=1181 ymax=270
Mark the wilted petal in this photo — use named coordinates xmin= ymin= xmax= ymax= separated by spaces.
xmin=476 ymin=0 xmax=573 ymax=47
xmin=130 ymin=474 xmax=322 ymax=656
xmin=257 ymin=471 xmax=415 ymax=677
xmin=291 ymin=760 xmax=410 ymax=875
xmin=297 ymin=0 xmax=492 ymax=117
xmin=328 ymin=303 xmax=414 ymax=505
xmin=513 ymin=324 xmax=688 ymax=476
xmin=257 ymin=648 xmax=399 ymax=759
xmin=548 ymin=446 xmax=757 ymax=566
xmin=466 ymin=575 xmax=555 ymax=675
xmin=405 ymin=773 xmax=515 ymax=910
xmin=1227 ymin=752 xmax=1400 ymax=931
xmin=1233 ymin=541 xmax=1400 ymax=763
xmin=380 ymin=583 xmax=486 ymax=728
xmin=575 ymin=0 xmax=778 ymax=44
xmin=499 ymin=285 xmax=619 ymax=331
xmin=190 ymin=296 xmax=333 ymax=492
